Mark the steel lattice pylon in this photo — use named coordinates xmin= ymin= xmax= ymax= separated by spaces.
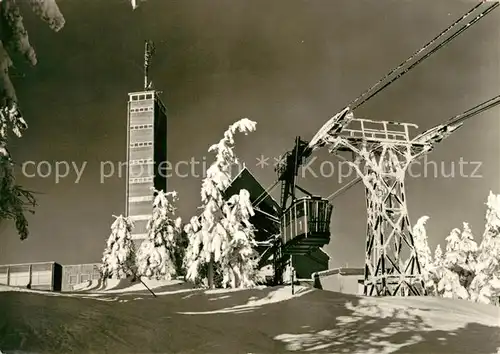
xmin=324 ymin=117 xmax=433 ymax=296
xmin=255 ymin=1 xmax=499 ymax=295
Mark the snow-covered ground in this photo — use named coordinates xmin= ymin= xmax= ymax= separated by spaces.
xmin=71 ymin=277 xmax=186 ymax=293
xmin=1 ymin=282 xmax=499 ymax=353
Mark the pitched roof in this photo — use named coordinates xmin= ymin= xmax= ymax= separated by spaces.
xmin=224 ymin=167 xmax=280 ymax=241
xmin=224 ymin=167 xmax=280 ymax=217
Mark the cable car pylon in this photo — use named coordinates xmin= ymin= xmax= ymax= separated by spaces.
xmin=253 ymin=1 xmax=499 ymax=293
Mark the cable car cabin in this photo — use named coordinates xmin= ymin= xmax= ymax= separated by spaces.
xmin=281 ymin=197 xmax=333 ymax=255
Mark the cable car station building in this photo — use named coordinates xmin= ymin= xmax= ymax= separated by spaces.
xmin=224 ymin=167 xmax=331 ymax=281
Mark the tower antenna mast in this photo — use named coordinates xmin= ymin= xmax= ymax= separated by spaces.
xmin=144 ymin=40 xmax=156 ymax=90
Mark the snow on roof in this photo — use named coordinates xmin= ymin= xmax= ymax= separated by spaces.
xmin=224 ymin=167 xmax=280 ymax=216
xmin=317 ymin=248 xmax=331 ymax=260
xmin=314 ymin=267 xmax=364 ymax=278
xmin=0 ymin=261 xmax=59 ymax=267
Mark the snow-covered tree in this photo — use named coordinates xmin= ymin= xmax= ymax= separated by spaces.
xmin=469 ymin=192 xmax=500 ymax=305
xmin=422 ymin=192 xmax=500 ymax=305
xmin=421 ymin=244 xmax=443 ymax=296
xmin=412 ymin=216 xmax=434 ymax=292
xmin=0 ymin=0 xmax=65 ymax=113
xmin=458 ymin=223 xmax=478 ymax=289
xmin=434 ymin=244 xmax=443 ymax=267
xmin=444 ymin=228 xmax=461 ymax=260
xmin=136 ymin=190 xmax=183 ymax=280
xmin=413 ymin=216 xmax=432 ymax=268
xmin=0 ymin=0 xmax=137 ymax=240
xmin=100 ymin=215 xmax=136 ymax=279
xmin=219 ymin=189 xmax=259 ymax=288
xmin=447 ymin=224 xmax=477 ymax=289
xmin=434 ymin=227 xmax=465 ymax=298
xmin=184 ymin=118 xmax=257 ymax=288
xmin=0 ymin=0 xmax=64 ymax=240
xmin=0 ymin=106 xmax=35 ymax=240
xmin=435 ymin=223 xmax=478 ymax=300
xmin=436 ymin=267 xmax=467 ymax=299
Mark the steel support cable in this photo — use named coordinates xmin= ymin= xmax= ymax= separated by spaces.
xmin=262 ymin=2 xmax=499 ymax=209
xmin=327 ymin=93 xmax=500 ymax=202
xmin=349 ymin=1 xmax=498 ymax=111
xmin=295 ymin=1 xmax=498 ymax=189
xmin=444 ymin=94 xmax=500 ymax=126
xmin=319 ymin=2 xmax=499 ymax=202
xmin=252 ymin=179 xmax=280 ymax=209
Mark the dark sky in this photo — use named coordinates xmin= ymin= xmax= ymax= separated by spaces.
xmin=1 ymin=0 xmax=499 ymax=268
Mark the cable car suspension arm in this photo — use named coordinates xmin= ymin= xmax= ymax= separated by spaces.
xmin=326 ymin=93 xmax=500 ymax=202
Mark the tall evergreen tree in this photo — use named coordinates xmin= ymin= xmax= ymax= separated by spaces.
xmin=413 ymin=216 xmax=432 ymax=270
xmin=436 ymin=226 xmax=470 ymax=299
xmin=470 ymin=192 xmax=500 ymax=305
xmin=434 ymin=223 xmax=479 ymax=300
xmin=100 ymin=215 xmax=136 ymax=279
xmin=412 ymin=216 xmax=434 ymax=292
xmin=457 ymin=223 xmax=478 ymax=290
xmin=219 ymin=189 xmax=259 ymax=288
xmin=136 ymin=190 xmax=183 ymax=280
xmin=184 ymin=118 xmax=257 ymax=288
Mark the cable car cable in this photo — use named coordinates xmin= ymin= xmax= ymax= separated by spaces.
xmin=349 ymin=1 xmax=498 ymax=111
xmin=299 ymin=1 xmax=498 ymax=165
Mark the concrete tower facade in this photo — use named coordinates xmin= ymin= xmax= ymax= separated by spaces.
xmin=126 ymin=90 xmax=167 ymax=247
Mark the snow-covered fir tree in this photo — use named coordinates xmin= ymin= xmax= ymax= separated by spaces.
xmin=436 ymin=267 xmax=467 ymax=299
xmin=434 ymin=244 xmax=444 ymax=267
xmin=421 ymin=244 xmax=444 ymax=296
xmin=219 ymin=189 xmax=259 ymax=288
xmin=435 ymin=229 xmax=466 ymax=299
xmin=469 ymin=192 xmax=500 ymax=305
xmin=412 ymin=216 xmax=434 ymax=292
xmin=100 ymin=215 xmax=136 ymax=279
xmin=421 ymin=192 xmax=500 ymax=305
xmin=432 ymin=244 xmax=444 ymax=279
xmin=444 ymin=227 xmax=462 ymax=261
xmin=413 ymin=216 xmax=432 ymax=269
xmin=0 ymin=0 xmax=64 ymax=240
xmin=184 ymin=118 xmax=257 ymax=288
xmin=0 ymin=0 xmax=65 ymax=111
xmin=136 ymin=190 xmax=183 ymax=280
xmin=0 ymin=0 xmax=137 ymax=240
xmin=457 ymin=223 xmax=478 ymax=290
xmin=0 ymin=106 xmax=35 ymax=240
xmin=436 ymin=223 xmax=478 ymax=300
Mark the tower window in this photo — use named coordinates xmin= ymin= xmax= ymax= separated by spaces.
xmin=139 ymin=95 xmax=145 ymax=100
xmin=130 ymin=141 xmax=153 ymax=148
xmin=146 ymin=94 xmax=153 ymax=99
xmin=130 ymin=177 xmax=154 ymax=184
xmin=130 ymin=124 xmax=153 ymax=130
xmin=129 ymin=107 xmax=154 ymax=113
xmin=129 ymin=159 xmax=154 ymax=165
